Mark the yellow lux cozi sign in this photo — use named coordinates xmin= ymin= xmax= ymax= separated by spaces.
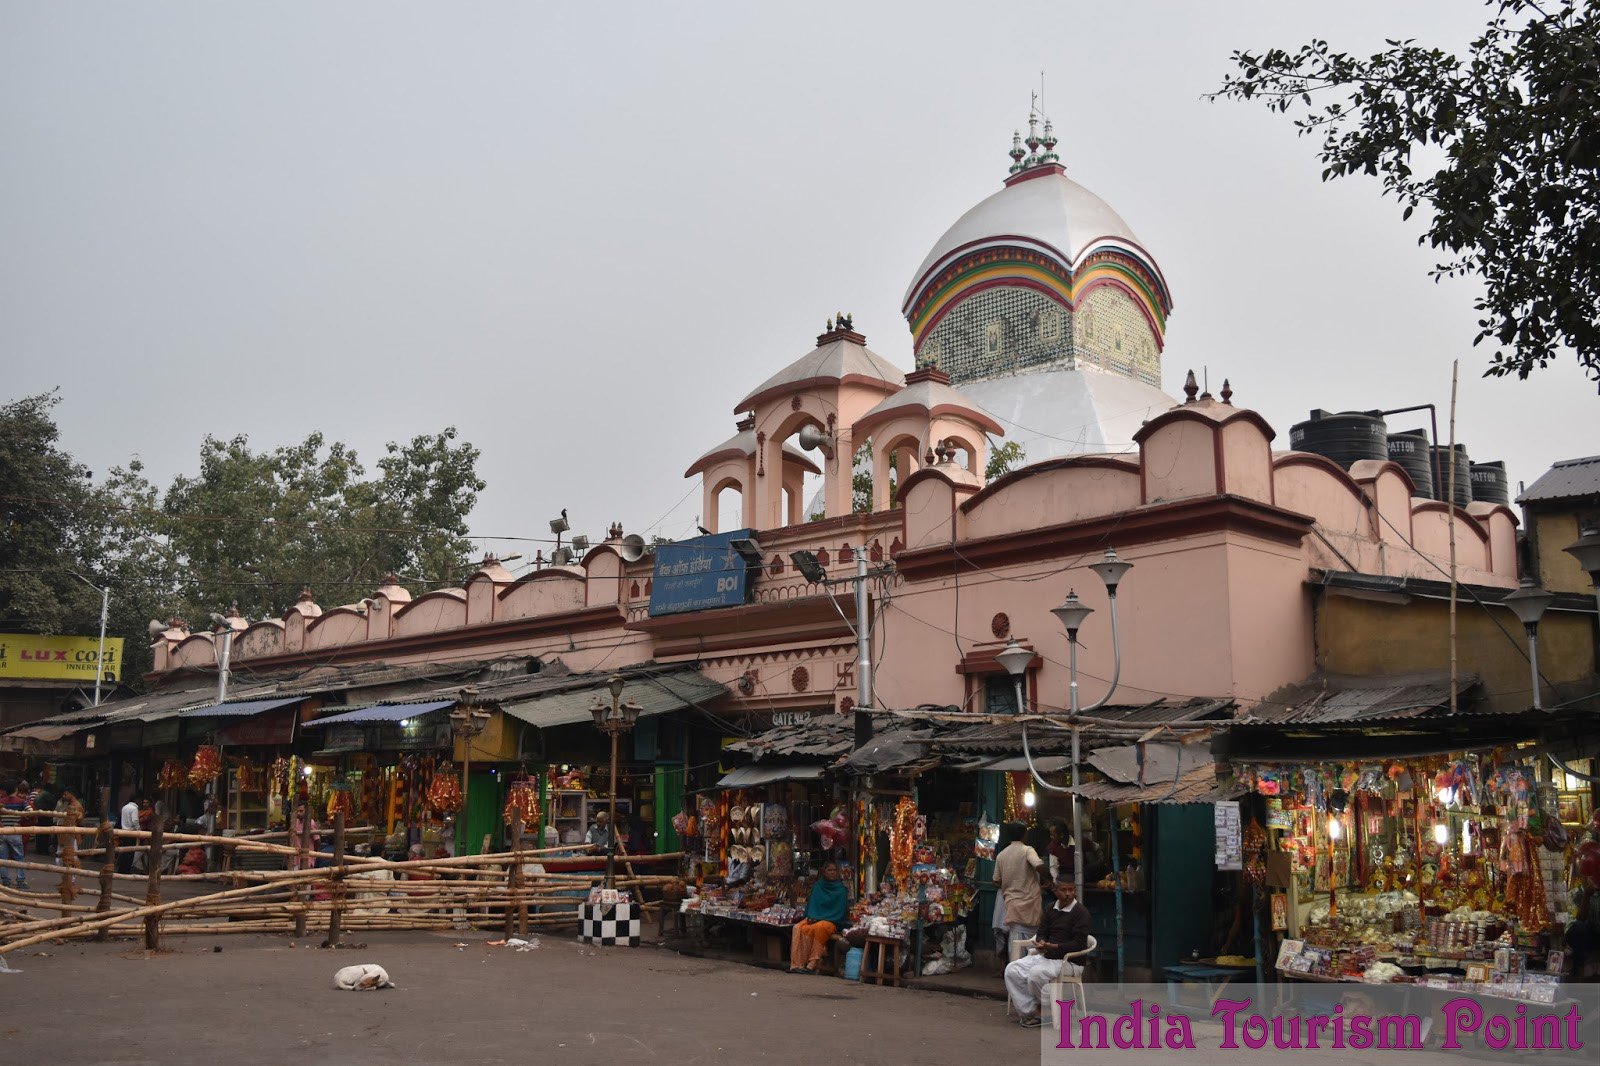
xmin=0 ymin=634 xmax=125 ymax=682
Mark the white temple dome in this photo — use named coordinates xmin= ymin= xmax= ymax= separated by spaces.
xmin=898 ymin=135 xmax=1179 ymax=465
xmin=903 ymin=168 xmax=1154 ymax=310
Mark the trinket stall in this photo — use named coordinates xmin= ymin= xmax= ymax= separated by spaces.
xmin=1239 ymin=752 xmax=1593 ymax=993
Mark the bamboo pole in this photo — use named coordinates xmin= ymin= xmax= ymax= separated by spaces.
xmin=95 ymin=821 xmax=114 ymax=941
xmin=326 ymin=811 xmax=346 ymax=949
xmin=144 ymin=815 xmax=164 ymax=950
xmin=505 ymin=813 xmax=523 ymax=938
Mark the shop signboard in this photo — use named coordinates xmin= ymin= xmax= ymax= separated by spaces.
xmin=647 ymin=529 xmax=757 ymax=617
xmin=321 ymin=726 xmax=368 ymax=753
xmin=218 ymin=707 xmax=297 ymax=746
xmin=0 ymin=633 xmax=125 ymax=683
xmin=142 ymin=719 xmax=181 ymax=748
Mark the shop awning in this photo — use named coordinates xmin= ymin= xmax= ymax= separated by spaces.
xmin=973 ymin=755 xmax=1073 ymax=773
xmin=3 ymin=723 xmax=87 ymax=742
xmin=501 ymin=671 xmax=727 ymax=730
xmin=180 ymin=696 xmax=307 ymax=719
xmin=303 ymin=699 xmax=458 ymax=727
xmin=714 ymin=764 xmax=826 ymax=788
xmin=1068 ymin=767 xmax=1246 ymax=805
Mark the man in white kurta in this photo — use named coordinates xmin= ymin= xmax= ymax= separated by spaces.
xmin=1005 ymin=877 xmax=1090 ymax=1027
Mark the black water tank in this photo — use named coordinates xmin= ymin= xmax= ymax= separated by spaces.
xmin=1470 ymin=460 xmax=1510 ymax=505
xmin=1430 ymin=444 xmax=1473 ymax=507
xmin=1385 ymin=429 xmax=1435 ymax=499
xmin=1289 ymin=409 xmax=1389 ymax=469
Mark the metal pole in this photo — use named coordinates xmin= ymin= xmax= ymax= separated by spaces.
xmin=459 ymin=727 xmax=472 ymax=858
xmin=1069 ymin=635 xmax=1083 ymax=899
xmin=1109 ymin=804 xmax=1124 ymax=983
xmin=855 ymin=551 xmax=872 ymax=710
xmin=93 ymin=585 xmax=109 ymax=707
xmin=1527 ymin=627 xmax=1543 ymax=711
xmin=606 ymin=722 xmax=620 ymax=887
xmin=1012 ymin=674 xmax=1025 ymax=716
xmin=215 ymin=627 xmax=232 ymax=705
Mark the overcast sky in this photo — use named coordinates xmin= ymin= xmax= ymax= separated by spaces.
xmin=4 ymin=2 xmax=1595 ymax=573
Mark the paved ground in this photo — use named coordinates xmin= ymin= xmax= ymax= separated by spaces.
xmin=0 ymin=928 xmax=1036 ymax=1065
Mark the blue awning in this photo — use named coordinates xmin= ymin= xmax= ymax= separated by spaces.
xmin=180 ymin=696 xmax=306 ymax=719
xmin=303 ymin=699 xmax=458 ymax=727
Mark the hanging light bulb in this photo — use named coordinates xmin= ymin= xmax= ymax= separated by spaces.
xmin=1327 ymin=817 xmax=1342 ymax=841
xmin=1022 ymin=788 xmax=1037 ymax=809
xmin=1433 ymin=822 xmax=1449 ymax=845
xmin=1436 ymin=786 xmax=1454 ymax=806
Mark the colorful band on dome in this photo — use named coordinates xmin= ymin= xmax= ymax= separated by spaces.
xmin=906 ymin=244 xmax=1170 ymax=349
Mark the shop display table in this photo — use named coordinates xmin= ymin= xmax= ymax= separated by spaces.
xmin=861 ymin=935 xmax=905 ymax=987
xmin=1164 ymin=962 xmax=1248 ymax=1008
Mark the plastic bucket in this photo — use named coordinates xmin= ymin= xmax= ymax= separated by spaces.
xmin=842 ymin=947 xmax=863 ymax=981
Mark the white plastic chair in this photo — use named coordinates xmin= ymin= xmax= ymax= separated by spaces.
xmin=1048 ymin=935 xmax=1097 ymax=1028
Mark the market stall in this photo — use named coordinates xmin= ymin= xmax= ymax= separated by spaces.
xmin=1236 ymin=750 xmax=1592 ymax=996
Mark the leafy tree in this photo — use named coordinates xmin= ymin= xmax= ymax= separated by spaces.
xmin=0 ymin=392 xmax=100 ymax=633
xmin=156 ymin=429 xmax=485 ymax=622
xmin=2 ymin=393 xmax=486 ymax=691
xmin=1212 ymin=0 xmax=1600 ymax=386
xmin=985 ymin=440 xmax=1027 ymax=480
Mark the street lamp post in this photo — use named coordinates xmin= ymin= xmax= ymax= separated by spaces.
xmin=64 ymin=570 xmax=111 ymax=707
xmin=1017 ymin=548 xmax=1134 ymax=898
xmin=590 ymin=675 xmax=642 ymax=887
xmin=1565 ymin=525 xmax=1600 ymax=619
xmin=449 ymin=688 xmax=492 ymax=855
xmin=995 ymin=638 xmax=1033 ymax=716
xmin=1503 ymin=578 xmax=1556 ymax=711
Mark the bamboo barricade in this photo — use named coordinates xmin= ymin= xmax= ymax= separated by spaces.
xmin=1 ymin=831 xmax=681 ymax=953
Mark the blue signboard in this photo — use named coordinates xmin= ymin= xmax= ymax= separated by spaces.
xmin=648 ymin=529 xmax=757 ymax=617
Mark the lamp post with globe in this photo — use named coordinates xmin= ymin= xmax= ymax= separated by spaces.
xmin=589 ymin=675 xmax=643 ymax=887
xmin=1011 ymin=548 xmax=1134 ymax=898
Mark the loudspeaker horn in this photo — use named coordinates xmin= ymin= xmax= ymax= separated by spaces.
xmin=618 ymin=534 xmax=648 ymax=562
xmin=796 ymin=424 xmax=834 ymax=458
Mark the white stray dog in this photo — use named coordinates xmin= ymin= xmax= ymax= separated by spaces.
xmin=333 ymin=963 xmax=395 ymax=990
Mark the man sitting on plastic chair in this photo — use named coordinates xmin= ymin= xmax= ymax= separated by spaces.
xmin=1005 ymin=874 xmax=1090 ymax=1029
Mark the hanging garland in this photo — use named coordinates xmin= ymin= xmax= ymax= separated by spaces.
xmin=1243 ymin=819 xmax=1268 ymax=886
xmin=426 ymin=771 xmax=463 ymax=815
xmin=158 ymin=760 xmax=189 ymax=789
xmin=888 ymin=797 xmax=918 ymax=887
xmin=326 ymin=781 xmax=353 ymax=820
xmin=188 ymin=746 xmax=223 ymax=789
xmin=1002 ymin=772 xmax=1021 ymax=823
xmin=268 ymin=756 xmax=291 ymax=796
xmin=503 ymin=781 xmax=538 ymax=827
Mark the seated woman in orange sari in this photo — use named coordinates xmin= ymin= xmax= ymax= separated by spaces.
xmin=789 ymin=861 xmax=849 ymax=973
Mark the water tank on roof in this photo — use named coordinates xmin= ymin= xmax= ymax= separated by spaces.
xmin=1288 ymin=409 xmax=1389 ymax=470
xmin=1470 ymin=460 xmax=1510 ymax=506
xmin=1430 ymin=444 xmax=1473 ymax=507
xmin=1385 ymin=429 xmax=1435 ymax=499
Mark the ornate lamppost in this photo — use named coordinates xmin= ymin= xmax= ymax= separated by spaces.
xmin=449 ymin=687 xmax=492 ymax=855
xmin=590 ymin=675 xmax=643 ymax=886
xmin=1019 ymin=548 xmax=1133 ymax=897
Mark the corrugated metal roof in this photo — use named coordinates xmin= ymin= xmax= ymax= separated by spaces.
xmin=715 ymin=764 xmax=826 ymax=788
xmin=1069 ymin=766 xmax=1246 ymax=805
xmin=303 ymin=699 xmax=458 ymax=727
xmin=3 ymin=724 xmax=82 ymax=742
xmin=1517 ymin=454 xmax=1600 ymax=504
xmin=180 ymin=696 xmax=307 ymax=719
xmin=502 ymin=671 xmax=727 ymax=729
xmin=1086 ymin=741 xmax=1210 ymax=785
xmin=1239 ymin=672 xmax=1482 ymax=725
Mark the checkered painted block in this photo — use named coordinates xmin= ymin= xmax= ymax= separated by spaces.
xmin=580 ymin=902 xmax=641 ymax=947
